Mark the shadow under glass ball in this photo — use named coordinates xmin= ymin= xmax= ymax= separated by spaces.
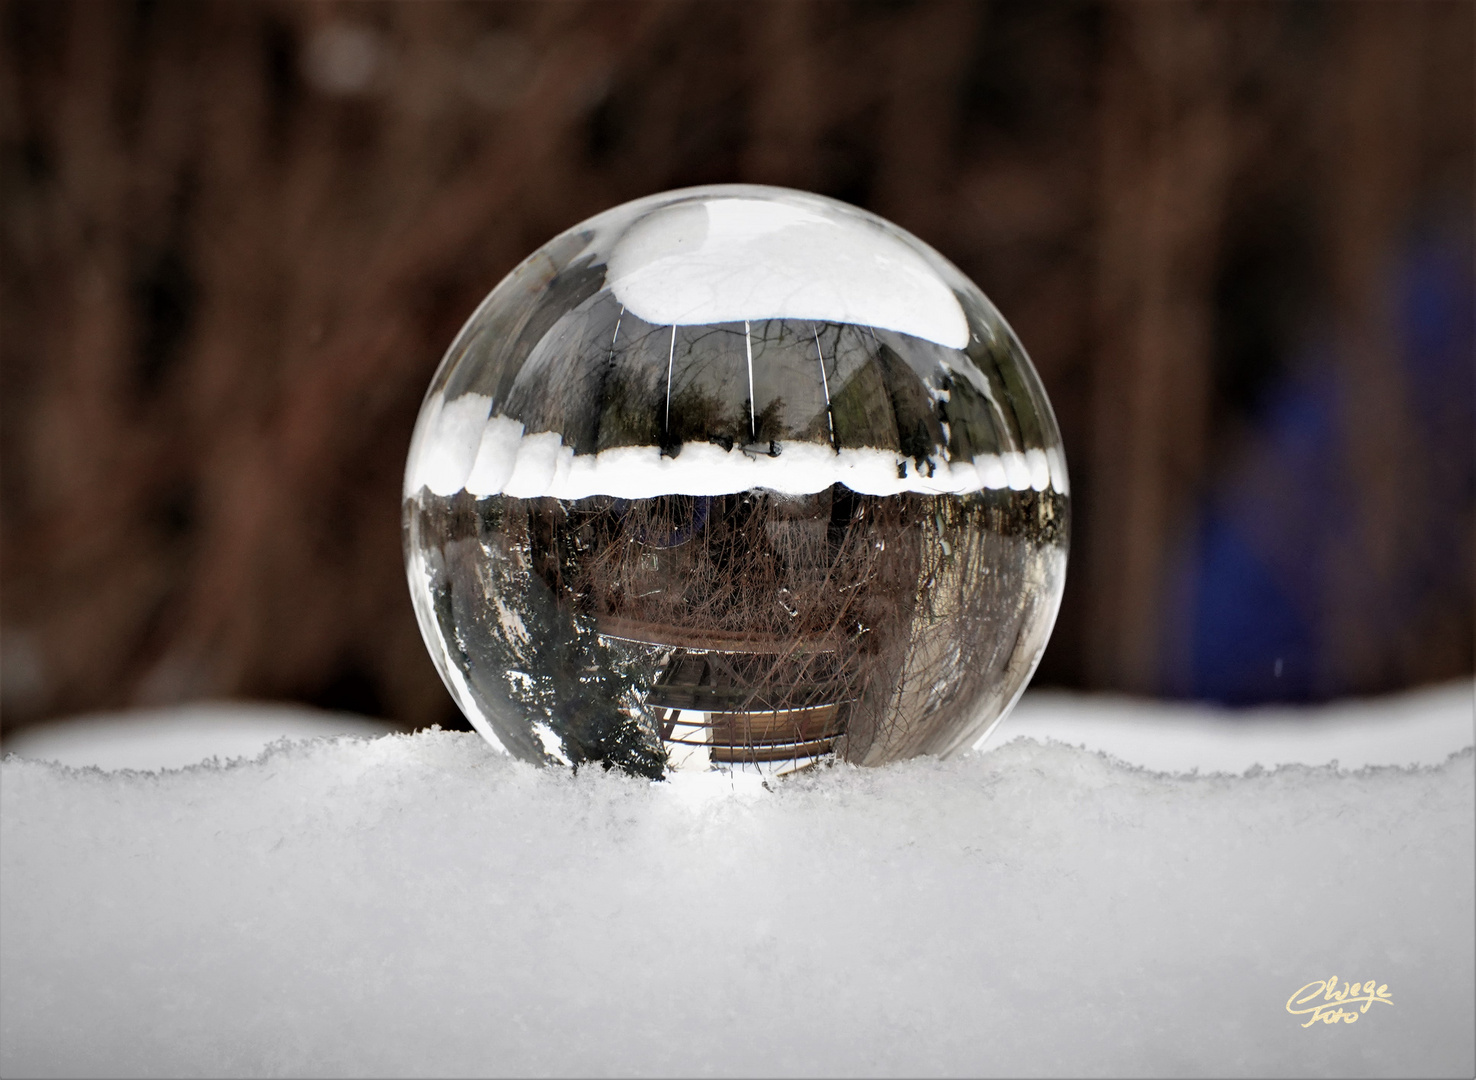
xmin=404 ymin=186 xmax=1069 ymax=778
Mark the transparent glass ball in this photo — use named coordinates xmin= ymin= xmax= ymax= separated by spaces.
xmin=404 ymin=185 xmax=1068 ymax=778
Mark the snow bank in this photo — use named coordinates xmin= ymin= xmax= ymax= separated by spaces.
xmin=0 ymin=702 xmax=394 ymax=773
xmin=1000 ymin=681 xmax=1475 ymax=772
xmin=3 ymin=696 xmax=1472 ymax=1077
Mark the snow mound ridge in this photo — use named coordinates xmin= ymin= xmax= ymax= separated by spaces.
xmin=3 ymin=733 xmax=1471 ymax=1078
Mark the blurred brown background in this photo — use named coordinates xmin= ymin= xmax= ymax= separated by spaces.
xmin=2 ymin=0 xmax=1472 ymax=739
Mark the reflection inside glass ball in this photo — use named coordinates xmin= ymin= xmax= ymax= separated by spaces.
xmin=404 ymin=186 xmax=1068 ymax=778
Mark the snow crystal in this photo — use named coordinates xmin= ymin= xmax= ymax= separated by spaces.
xmin=3 ymin=689 xmax=1472 ymax=1077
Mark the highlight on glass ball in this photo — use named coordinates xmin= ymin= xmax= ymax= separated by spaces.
xmin=403 ymin=185 xmax=1068 ymax=779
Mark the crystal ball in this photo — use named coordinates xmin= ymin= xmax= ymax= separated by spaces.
xmin=403 ymin=185 xmax=1068 ymax=778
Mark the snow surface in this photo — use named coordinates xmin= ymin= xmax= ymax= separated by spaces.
xmin=0 ymin=702 xmax=394 ymax=773
xmin=2 ymin=687 xmax=1472 ymax=1078
xmin=1000 ymin=681 xmax=1475 ymax=773
xmin=606 ymin=196 xmax=970 ymax=349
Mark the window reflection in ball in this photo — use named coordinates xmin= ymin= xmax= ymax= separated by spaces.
xmin=403 ymin=186 xmax=1068 ymax=778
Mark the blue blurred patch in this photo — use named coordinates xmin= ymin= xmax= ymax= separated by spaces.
xmin=1175 ymin=227 xmax=1473 ymax=705
xmin=1188 ymin=511 xmax=1315 ymax=704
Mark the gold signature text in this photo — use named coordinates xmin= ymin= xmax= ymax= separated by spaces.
xmin=1286 ymin=976 xmax=1393 ymax=1026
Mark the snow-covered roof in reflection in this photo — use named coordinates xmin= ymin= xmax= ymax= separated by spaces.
xmin=605 ymin=197 xmax=970 ymax=350
xmin=407 ymin=400 xmax=1068 ymax=500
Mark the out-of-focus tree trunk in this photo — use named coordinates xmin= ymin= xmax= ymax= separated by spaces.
xmin=1320 ymin=3 xmax=1426 ymax=696
xmin=1086 ymin=3 xmax=1235 ymax=693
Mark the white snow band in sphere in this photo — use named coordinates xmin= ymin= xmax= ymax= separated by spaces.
xmin=404 ymin=186 xmax=1069 ymax=778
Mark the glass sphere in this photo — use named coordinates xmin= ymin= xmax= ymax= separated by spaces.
xmin=403 ymin=185 xmax=1068 ymax=779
